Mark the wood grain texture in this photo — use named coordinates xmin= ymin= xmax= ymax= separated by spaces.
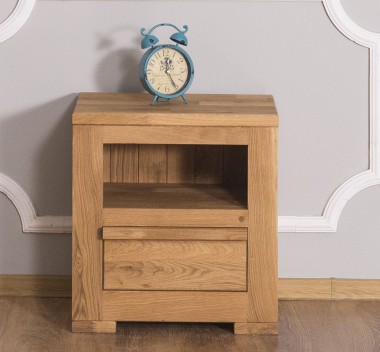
xmin=234 ymin=322 xmax=278 ymax=335
xmin=72 ymin=125 xmax=103 ymax=321
xmin=103 ymin=126 xmax=249 ymax=145
xmin=102 ymin=227 xmax=248 ymax=241
xmin=4 ymin=298 xmax=380 ymax=351
xmin=333 ymin=279 xmax=380 ymax=300
xmin=103 ymin=240 xmax=247 ymax=291
xmin=73 ymin=94 xmax=279 ymax=331
xmin=110 ymin=145 xmax=138 ymax=183
xmin=102 ymin=291 xmax=248 ymax=322
xmin=195 ymin=146 xmax=223 ymax=184
xmin=103 ymin=145 xmax=111 ymax=182
xmin=103 ymin=183 xmax=247 ymax=209
xmin=104 ymin=144 xmax=250 ymax=186
xmin=0 ymin=275 xmax=71 ymax=297
xmin=72 ymin=321 xmax=116 ymax=333
xmin=103 ymin=208 xmax=248 ymax=227
xmin=223 ymin=146 xmax=248 ymax=185
xmin=6 ymin=276 xmax=380 ymax=301
xmin=247 ymin=128 xmax=278 ymax=323
xmin=167 ymin=145 xmax=195 ymax=183
xmin=73 ymin=93 xmax=279 ymax=126
xmin=279 ymin=279 xmax=332 ymax=300
xmin=138 ymin=145 xmax=167 ymax=183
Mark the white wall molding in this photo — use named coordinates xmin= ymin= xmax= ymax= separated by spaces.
xmin=279 ymin=0 xmax=380 ymax=232
xmin=0 ymin=172 xmax=71 ymax=233
xmin=0 ymin=0 xmax=36 ymax=43
xmin=1 ymin=0 xmax=378 ymax=233
xmin=277 ymin=0 xmax=380 ymax=232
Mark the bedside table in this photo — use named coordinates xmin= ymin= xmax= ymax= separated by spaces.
xmin=72 ymin=93 xmax=278 ymax=334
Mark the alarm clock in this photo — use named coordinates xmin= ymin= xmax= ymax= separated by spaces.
xmin=139 ymin=23 xmax=194 ymax=105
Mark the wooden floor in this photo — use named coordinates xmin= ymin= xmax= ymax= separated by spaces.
xmin=1 ymin=298 xmax=380 ymax=352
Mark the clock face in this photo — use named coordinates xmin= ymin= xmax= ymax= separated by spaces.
xmin=146 ymin=47 xmax=190 ymax=96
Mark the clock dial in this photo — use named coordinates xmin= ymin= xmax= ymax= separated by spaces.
xmin=146 ymin=48 xmax=190 ymax=95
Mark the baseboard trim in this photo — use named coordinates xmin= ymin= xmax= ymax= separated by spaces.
xmin=278 ymin=278 xmax=333 ymax=300
xmin=1 ymin=276 xmax=380 ymax=300
xmin=332 ymin=279 xmax=380 ymax=300
xmin=279 ymin=278 xmax=380 ymax=300
xmin=0 ymin=275 xmax=71 ymax=297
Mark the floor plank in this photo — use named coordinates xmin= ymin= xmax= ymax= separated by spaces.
xmin=1 ymin=298 xmax=380 ymax=352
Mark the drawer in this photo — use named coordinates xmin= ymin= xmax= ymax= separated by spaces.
xmin=103 ymin=227 xmax=247 ymax=292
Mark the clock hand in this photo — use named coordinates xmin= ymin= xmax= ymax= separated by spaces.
xmin=166 ymin=70 xmax=177 ymax=89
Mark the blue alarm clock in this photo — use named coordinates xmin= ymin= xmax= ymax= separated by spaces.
xmin=139 ymin=23 xmax=194 ymax=105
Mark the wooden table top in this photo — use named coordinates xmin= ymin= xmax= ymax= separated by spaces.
xmin=73 ymin=93 xmax=279 ymax=127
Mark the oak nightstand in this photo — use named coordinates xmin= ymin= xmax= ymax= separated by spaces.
xmin=72 ymin=93 xmax=278 ymax=334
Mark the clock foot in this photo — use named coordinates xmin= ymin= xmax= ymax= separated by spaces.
xmin=181 ymin=94 xmax=188 ymax=104
xmin=151 ymin=95 xmax=188 ymax=105
xmin=151 ymin=96 xmax=171 ymax=105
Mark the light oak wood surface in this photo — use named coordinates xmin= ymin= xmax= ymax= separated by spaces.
xmin=103 ymin=145 xmax=111 ymax=182
xmin=234 ymin=322 xmax=278 ymax=335
xmin=138 ymin=145 xmax=167 ymax=183
xmin=103 ymin=183 xmax=248 ymax=226
xmin=72 ymin=93 xmax=278 ymax=334
xmin=279 ymin=278 xmax=332 ymax=300
xmin=5 ymin=276 xmax=380 ymax=301
xmin=103 ymin=126 xmax=249 ymax=145
xmin=102 ymin=291 xmax=248 ymax=322
xmin=0 ymin=275 xmax=71 ymax=297
xmin=247 ymin=128 xmax=278 ymax=323
xmin=332 ymin=279 xmax=380 ymax=300
xmin=102 ymin=227 xmax=248 ymax=241
xmin=110 ymin=144 xmax=138 ymax=183
xmin=103 ymin=240 xmax=247 ymax=291
xmin=167 ymin=145 xmax=196 ymax=183
xmin=72 ymin=321 xmax=116 ymax=333
xmin=73 ymin=93 xmax=278 ymax=126
xmin=103 ymin=144 xmax=248 ymax=185
xmin=103 ymin=208 xmax=248 ymax=227
xmin=103 ymin=183 xmax=247 ymax=209
xmin=72 ymin=125 xmax=103 ymax=321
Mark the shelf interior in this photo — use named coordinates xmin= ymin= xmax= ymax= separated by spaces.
xmin=104 ymin=183 xmax=247 ymax=210
xmin=103 ymin=144 xmax=248 ymax=212
xmin=103 ymin=144 xmax=248 ymax=186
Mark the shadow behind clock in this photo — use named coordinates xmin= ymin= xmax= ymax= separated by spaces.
xmin=95 ymin=48 xmax=144 ymax=93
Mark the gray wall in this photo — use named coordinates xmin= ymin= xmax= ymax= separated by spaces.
xmin=0 ymin=0 xmax=379 ymax=277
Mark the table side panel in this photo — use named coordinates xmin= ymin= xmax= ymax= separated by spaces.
xmin=247 ymin=127 xmax=278 ymax=322
xmin=72 ymin=125 xmax=104 ymax=321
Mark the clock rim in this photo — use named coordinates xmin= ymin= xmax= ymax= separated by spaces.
xmin=139 ymin=44 xmax=194 ymax=99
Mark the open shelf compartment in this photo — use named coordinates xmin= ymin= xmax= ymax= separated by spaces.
xmin=102 ymin=144 xmax=248 ymax=227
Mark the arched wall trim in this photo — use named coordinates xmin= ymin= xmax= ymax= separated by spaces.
xmin=0 ymin=0 xmax=378 ymax=233
xmin=0 ymin=172 xmax=72 ymax=233
xmin=0 ymin=0 xmax=36 ymax=43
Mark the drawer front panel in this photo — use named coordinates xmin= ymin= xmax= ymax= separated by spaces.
xmin=104 ymin=239 xmax=247 ymax=291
